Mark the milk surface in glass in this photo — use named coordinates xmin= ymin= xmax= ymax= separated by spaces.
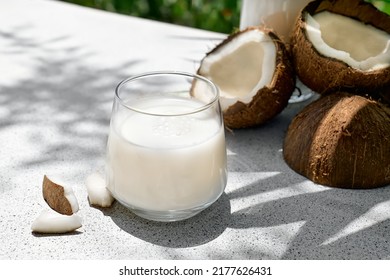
xmin=106 ymin=96 xmax=227 ymax=213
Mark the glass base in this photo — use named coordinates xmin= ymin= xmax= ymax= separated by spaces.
xmin=112 ymin=194 xmax=221 ymax=222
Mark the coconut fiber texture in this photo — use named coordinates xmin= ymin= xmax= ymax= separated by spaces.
xmin=291 ymin=0 xmax=390 ymax=105
xmin=283 ymin=92 xmax=390 ymax=189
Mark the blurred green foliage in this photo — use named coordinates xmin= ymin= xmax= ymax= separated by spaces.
xmin=61 ymin=0 xmax=389 ymax=34
xmin=60 ymin=0 xmax=242 ymax=33
xmin=366 ymin=0 xmax=390 ymax=14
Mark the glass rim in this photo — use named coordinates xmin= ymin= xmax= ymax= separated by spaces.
xmin=114 ymin=71 xmax=220 ymax=116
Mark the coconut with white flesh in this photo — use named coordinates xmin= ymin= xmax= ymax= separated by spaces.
xmin=42 ymin=175 xmax=79 ymax=215
xmin=197 ymin=27 xmax=295 ymax=129
xmin=291 ymin=0 xmax=390 ymax=104
xmin=85 ymin=172 xmax=114 ymax=207
xmin=306 ymin=11 xmax=390 ymax=71
xmin=31 ymin=208 xmax=82 ymax=234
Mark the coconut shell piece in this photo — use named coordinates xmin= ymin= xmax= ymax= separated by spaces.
xmin=42 ymin=175 xmax=79 ymax=215
xmin=291 ymin=0 xmax=390 ymax=105
xmin=283 ymin=93 xmax=390 ymax=189
xmin=198 ymin=27 xmax=296 ymax=129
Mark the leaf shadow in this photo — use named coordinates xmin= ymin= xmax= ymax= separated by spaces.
xmin=223 ymin=99 xmax=390 ymax=260
xmin=104 ymin=193 xmax=231 ymax=248
xmin=3 ymin=23 xmax=389 ymax=260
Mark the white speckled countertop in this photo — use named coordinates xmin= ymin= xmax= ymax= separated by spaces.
xmin=1 ymin=0 xmax=389 ymax=260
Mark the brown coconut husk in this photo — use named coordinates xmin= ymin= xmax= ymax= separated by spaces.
xmin=283 ymin=92 xmax=390 ymax=189
xmin=291 ymin=0 xmax=390 ymax=105
xmin=198 ymin=27 xmax=296 ymax=129
xmin=42 ymin=175 xmax=74 ymax=215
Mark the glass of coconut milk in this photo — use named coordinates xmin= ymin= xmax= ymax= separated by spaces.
xmin=106 ymin=71 xmax=227 ymax=222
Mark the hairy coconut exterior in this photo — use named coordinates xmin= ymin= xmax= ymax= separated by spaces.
xmin=283 ymin=93 xmax=390 ymax=188
xmin=291 ymin=0 xmax=390 ymax=105
xmin=198 ymin=27 xmax=296 ymax=129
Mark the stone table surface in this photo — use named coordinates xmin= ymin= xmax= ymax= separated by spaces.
xmin=1 ymin=0 xmax=389 ymax=260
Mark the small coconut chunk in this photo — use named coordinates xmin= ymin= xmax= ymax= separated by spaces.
xmin=305 ymin=11 xmax=390 ymax=71
xmin=42 ymin=175 xmax=79 ymax=215
xmin=31 ymin=208 xmax=82 ymax=234
xmin=85 ymin=172 xmax=114 ymax=207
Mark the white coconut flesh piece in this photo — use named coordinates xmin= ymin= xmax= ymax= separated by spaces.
xmin=31 ymin=208 xmax=82 ymax=234
xmin=85 ymin=172 xmax=115 ymax=207
xmin=198 ymin=29 xmax=276 ymax=111
xmin=305 ymin=11 xmax=390 ymax=71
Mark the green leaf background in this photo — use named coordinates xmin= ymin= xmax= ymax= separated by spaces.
xmin=60 ymin=0 xmax=389 ymax=33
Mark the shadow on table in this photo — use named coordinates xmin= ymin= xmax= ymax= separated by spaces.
xmin=3 ymin=25 xmax=389 ymax=260
xmin=104 ymin=111 xmax=390 ymax=259
xmin=223 ymin=113 xmax=390 ymax=260
xmin=105 ymin=174 xmax=390 ymax=259
xmin=228 ymin=184 xmax=390 ymax=259
xmin=106 ymin=193 xmax=231 ymax=248
xmin=0 ymin=24 xmax=143 ymax=189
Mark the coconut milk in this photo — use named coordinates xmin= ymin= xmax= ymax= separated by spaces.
xmin=106 ymin=97 xmax=227 ymax=212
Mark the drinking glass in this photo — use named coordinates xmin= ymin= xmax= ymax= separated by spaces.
xmin=106 ymin=71 xmax=227 ymax=222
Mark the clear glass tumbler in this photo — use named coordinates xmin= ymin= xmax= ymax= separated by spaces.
xmin=106 ymin=71 xmax=227 ymax=222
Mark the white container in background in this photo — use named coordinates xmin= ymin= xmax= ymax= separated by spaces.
xmin=240 ymin=0 xmax=313 ymax=41
xmin=240 ymin=0 xmax=315 ymax=103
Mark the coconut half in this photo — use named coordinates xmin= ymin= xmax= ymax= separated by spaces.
xmin=197 ymin=27 xmax=295 ymax=128
xmin=283 ymin=92 xmax=390 ymax=189
xmin=291 ymin=0 xmax=390 ymax=104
